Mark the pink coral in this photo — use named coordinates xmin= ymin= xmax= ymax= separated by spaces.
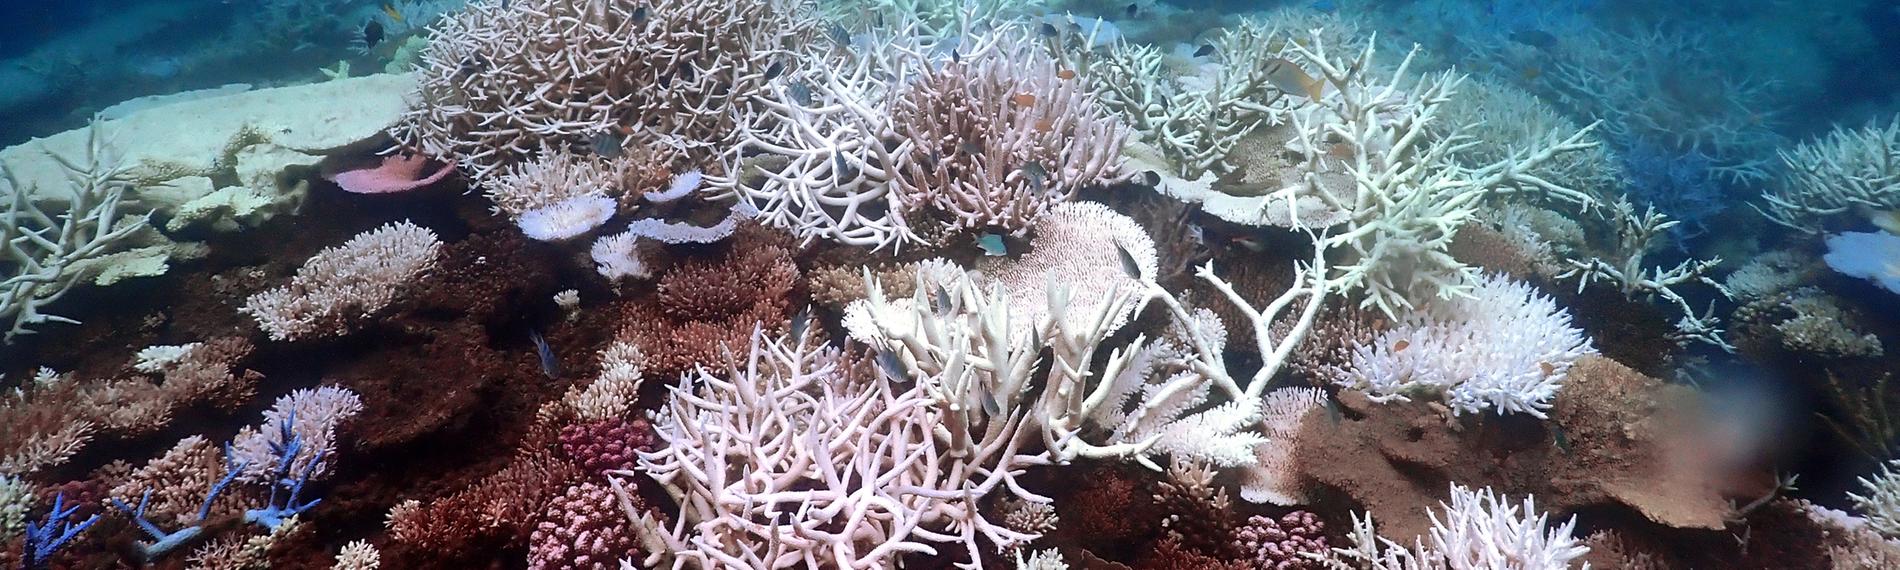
xmin=528 ymin=481 xmax=636 ymax=570
xmin=325 ymin=153 xmax=455 ymax=194
xmin=1232 ymin=511 xmax=1328 ymax=569
xmin=559 ymin=418 xmax=654 ymax=475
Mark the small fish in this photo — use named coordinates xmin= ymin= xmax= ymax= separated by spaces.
xmin=932 ymin=284 xmax=954 ymax=315
xmin=657 ymin=70 xmax=673 ymax=89
xmin=1392 ymin=339 xmax=1409 ymax=352
xmin=827 ymin=23 xmax=852 ymax=46
xmin=631 ymin=5 xmax=649 ymax=24
xmin=788 ymin=82 xmax=813 ymax=105
xmin=950 ymin=49 xmax=962 ymax=63
xmin=1056 ymin=69 xmax=1076 ymax=80
xmin=1020 ymin=162 xmax=1048 ymax=193
xmin=1033 ymin=118 xmax=1055 ymax=132
xmin=1011 ymin=93 xmax=1037 ymax=107
xmin=1551 ymin=424 xmax=1572 ymax=455
xmin=976 ymin=233 xmax=1008 ymax=256
xmin=1114 ymin=243 xmax=1142 ymax=279
xmin=1192 ymin=44 xmax=1215 ymax=58
xmin=676 ymin=61 xmax=697 ymax=83
xmin=530 ymin=330 xmax=560 ymax=379
xmin=833 ymin=154 xmax=859 ymax=180
xmin=1124 ymin=3 xmax=1138 ymax=17
xmin=958 ymin=141 xmax=984 ymax=156
xmin=976 ymin=381 xmax=1003 ymax=416
xmin=1039 ymin=22 xmax=1060 ymax=37
xmin=381 ymin=3 xmax=405 ymax=22
xmin=1264 ymin=58 xmax=1324 ymax=100
xmin=1227 ymin=235 xmax=1268 ymax=253
xmin=500 ymin=0 xmax=511 ymax=8
xmin=362 ymin=20 xmax=386 ymax=51
xmin=789 ymin=305 xmax=811 ymax=340
xmin=591 ymin=131 xmax=625 ymax=158
xmin=1322 ymin=395 xmax=1342 ymax=424
xmin=764 ymin=60 xmax=784 ymax=80
xmin=1141 ymin=170 xmax=1161 ymax=187
xmin=1539 ymin=361 xmax=1556 ymax=376
xmin=1510 ymin=28 xmax=1558 ymax=50
xmin=876 ymin=349 xmax=908 ymax=380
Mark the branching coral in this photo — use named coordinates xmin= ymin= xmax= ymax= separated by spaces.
xmin=227 ymin=387 xmax=365 ymax=483
xmin=1851 ymin=460 xmax=1900 ymax=539
xmin=618 ymin=329 xmax=1046 ymax=567
xmin=240 ymin=221 xmax=443 ymax=341
xmin=1336 ymin=272 xmax=1596 ymax=418
xmin=616 ymin=226 xmax=798 ymax=378
xmin=891 ymin=28 xmax=1128 ymax=234
xmin=1757 ymin=115 xmax=1900 ymax=233
xmin=2 ymin=346 xmax=250 ymax=477
xmin=1324 ymin=484 xmax=1590 ymax=569
xmin=1558 ymin=200 xmax=1732 ymax=351
xmin=1 ymin=119 xmax=149 ymax=343
xmin=396 ymin=0 xmax=820 ymax=180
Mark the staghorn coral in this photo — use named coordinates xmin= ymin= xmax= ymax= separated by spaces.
xmin=619 ymin=329 xmax=1046 ymax=567
xmin=332 ymin=540 xmax=381 ymax=570
xmin=396 ymin=0 xmax=820 ymax=180
xmin=240 ymin=221 xmax=443 ymax=341
xmin=890 ymin=27 xmax=1128 ymax=234
xmin=2 ymin=119 xmax=150 ymax=343
xmin=1 ymin=474 xmax=31 ymax=541
xmin=107 ymin=436 xmax=244 ymax=529
xmin=1758 ymin=116 xmax=1900 ymax=233
xmin=1850 ymin=459 xmax=1900 ymax=539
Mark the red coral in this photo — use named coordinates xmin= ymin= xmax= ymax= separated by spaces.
xmin=559 ymin=418 xmax=654 ymax=475
xmin=528 ymin=481 xmax=637 ymax=570
xmin=1232 ymin=512 xmax=1329 ymax=570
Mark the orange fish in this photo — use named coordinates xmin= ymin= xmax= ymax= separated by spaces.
xmin=1392 ymin=339 xmax=1409 ymax=352
xmin=1035 ymin=118 xmax=1055 ymax=131
xmin=1264 ymin=58 xmax=1323 ymax=100
xmin=1011 ymin=93 xmax=1037 ymax=107
xmin=381 ymin=3 xmax=405 ymax=22
xmin=1057 ymin=69 xmax=1076 ymax=80
xmin=1539 ymin=361 xmax=1555 ymax=376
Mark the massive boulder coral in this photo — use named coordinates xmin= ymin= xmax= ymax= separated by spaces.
xmin=395 ymin=0 xmax=820 ymax=181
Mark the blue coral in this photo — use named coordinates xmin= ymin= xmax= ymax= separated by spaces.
xmin=20 ymin=493 xmax=99 ymax=570
xmin=111 ymin=453 xmax=244 ymax=559
xmin=242 ymin=410 xmax=326 ymax=531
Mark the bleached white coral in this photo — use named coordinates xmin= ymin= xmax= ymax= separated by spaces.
xmin=2 ymin=119 xmax=149 ymax=343
xmin=134 ymin=343 xmax=202 ymax=373
xmin=1757 ymin=115 xmax=1900 ymax=233
xmin=1725 ymin=250 xmax=1812 ymax=300
xmin=1851 ymin=459 xmax=1900 ymax=539
xmin=1327 ymin=484 xmax=1589 ymax=570
xmin=227 ymin=386 xmax=365 ymax=482
xmin=517 ymin=194 xmax=618 ymax=241
xmin=1339 ymin=273 xmax=1595 ymax=418
xmin=1237 ymin=386 xmax=1326 ymax=506
xmin=977 ymin=201 xmax=1157 ymax=339
xmin=0 ymin=474 xmax=32 ymax=540
xmin=240 ymin=221 xmax=443 ymax=341
xmin=1823 ymin=231 xmax=1900 ymax=295
xmin=331 ymin=539 xmax=381 ymax=570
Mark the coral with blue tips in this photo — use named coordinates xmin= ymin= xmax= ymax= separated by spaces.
xmin=243 ymin=411 xmax=328 ymax=531
xmin=19 ymin=493 xmax=99 ymax=570
xmin=110 ymin=452 xmax=246 ymax=559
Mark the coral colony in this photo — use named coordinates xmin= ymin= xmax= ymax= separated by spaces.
xmin=6 ymin=0 xmax=1900 ymax=568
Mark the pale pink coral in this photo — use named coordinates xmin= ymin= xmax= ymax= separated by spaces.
xmin=528 ymin=481 xmax=635 ymax=570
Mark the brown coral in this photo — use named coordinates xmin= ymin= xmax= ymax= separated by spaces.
xmin=620 ymin=225 xmax=798 ymax=379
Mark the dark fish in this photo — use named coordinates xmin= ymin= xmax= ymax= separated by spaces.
xmin=1021 ymin=162 xmax=1048 ymax=193
xmin=530 ymin=330 xmax=559 ymax=379
xmin=950 ymin=49 xmax=961 ymax=63
xmin=363 ymin=20 xmax=385 ymax=50
xmin=976 ymin=381 xmax=1002 ymax=416
xmin=657 ymin=70 xmax=673 ymax=89
xmin=1510 ymin=28 xmax=1557 ymax=49
xmin=1114 ymin=243 xmax=1142 ymax=279
xmin=1192 ymin=44 xmax=1215 ymax=58
xmin=676 ymin=61 xmax=696 ymax=83
xmin=591 ymin=131 xmax=625 ymax=158
xmin=876 ymin=349 xmax=908 ymax=380
xmin=1552 ymin=424 xmax=1572 ymax=455
xmin=789 ymin=305 xmax=811 ymax=340
xmin=1141 ymin=170 xmax=1162 ymax=187
xmin=788 ymin=82 xmax=813 ymax=105
xmin=827 ymin=23 xmax=852 ymax=46
xmin=500 ymin=0 xmax=511 ymax=8
xmin=932 ymin=284 xmax=955 ymax=316
xmin=957 ymin=141 xmax=983 ymax=156
xmin=1040 ymin=22 xmax=1059 ymax=37
xmin=764 ymin=60 xmax=784 ymax=80
xmin=631 ymin=5 xmax=648 ymax=24
xmin=976 ymin=233 xmax=1007 ymax=256
xmin=833 ymin=154 xmax=859 ymax=180
xmin=1124 ymin=3 xmax=1138 ymax=17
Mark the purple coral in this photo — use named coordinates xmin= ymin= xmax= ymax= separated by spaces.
xmin=1232 ymin=511 xmax=1329 ymax=569
xmin=527 ymin=481 xmax=635 ymax=570
xmin=559 ymin=418 xmax=654 ymax=475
